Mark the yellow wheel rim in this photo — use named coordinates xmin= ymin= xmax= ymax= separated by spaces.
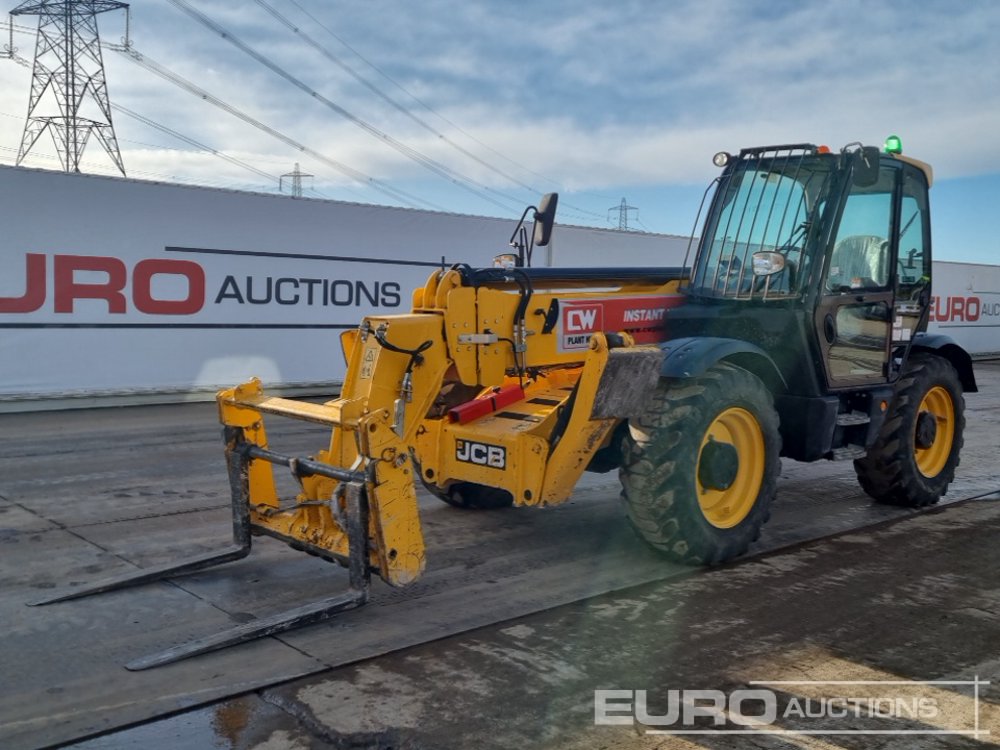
xmin=697 ymin=407 xmax=765 ymax=529
xmin=915 ymin=386 xmax=955 ymax=478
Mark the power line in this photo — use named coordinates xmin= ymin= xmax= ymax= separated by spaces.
xmin=0 ymin=142 xmax=267 ymax=189
xmin=4 ymin=11 xmax=603 ymax=222
xmin=117 ymin=46 xmax=443 ymax=211
xmin=0 ymin=18 xmax=37 ymax=35
xmin=4 ymin=12 xmax=611 ymax=222
xmin=111 ymin=103 xmax=279 ymax=183
xmin=4 ymin=23 xmax=345 ymax=205
xmin=3 ymin=103 xmax=337 ymax=198
xmin=276 ymin=0 xmax=607 ymax=222
xmin=282 ymin=0 xmax=566 ymax=191
xmin=254 ymin=0 xmax=537 ymax=192
xmin=166 ymin=0 xmax=526 ymax=215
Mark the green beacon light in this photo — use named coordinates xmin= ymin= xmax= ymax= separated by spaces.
xmin=884 ymin=134 xmax=903 ymax=154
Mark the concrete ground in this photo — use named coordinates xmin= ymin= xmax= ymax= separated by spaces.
xmin=0 ymin=363 xmax=997 ymax=749
xmin=76 ymin=495 xmax=1000 ymax=750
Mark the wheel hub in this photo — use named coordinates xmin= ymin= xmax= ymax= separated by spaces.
xmin=698 ymin=438 xmax=740 ymax=491
xmin=915 ymin=410 xmax=938 ymax=449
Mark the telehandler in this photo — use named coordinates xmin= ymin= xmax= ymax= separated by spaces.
xmin=34 ymin=139 xmax=976 ymax=669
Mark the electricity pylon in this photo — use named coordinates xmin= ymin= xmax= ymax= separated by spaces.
xmin=10 ymin=0 xmax=129 ymax=175
xmin=609 ymin=197 xmax=638 ymax=231
xmin=280 ymin=162 xmax=313 ymax=198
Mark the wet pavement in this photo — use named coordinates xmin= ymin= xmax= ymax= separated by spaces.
xmin=0 ymin=363 xmax=997 ymax=749
xmin=75 ymin=495 xmax=1000 ymax=750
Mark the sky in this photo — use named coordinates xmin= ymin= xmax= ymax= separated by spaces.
xmin=1 ymin=0 xmax=999 ymax=262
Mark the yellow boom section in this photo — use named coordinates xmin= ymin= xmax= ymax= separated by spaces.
xmin=217 ymin=267 xmax=681 ymax=589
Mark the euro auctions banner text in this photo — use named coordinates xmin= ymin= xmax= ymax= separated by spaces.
xmin=0 ymin=248 xmax=410 ymax=321
xmin=927 ymin=261 xmax=1000 ymax=357
xmin=0 ymin=166 xmax=686 ymax=403
xmin=0 ymin=166 xmax=687 ymax=408
xmin=22 ymin=168 xmax=997 ymax=401
xmin=0 ymin=246 xmax=433 ymax=397
xmin=0 ymin=166 xmax=499 ymax=400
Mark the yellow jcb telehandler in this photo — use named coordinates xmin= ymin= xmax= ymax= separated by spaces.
xmin=33 ymin=140 xmax=976 ymax=669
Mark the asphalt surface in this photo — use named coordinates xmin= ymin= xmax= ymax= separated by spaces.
xmin=0 ymin=363 xmax=997 ymax=749
xmin=77 ymin=495 xmax=1000 ymax=750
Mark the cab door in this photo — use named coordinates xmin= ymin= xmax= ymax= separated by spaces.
xmin=815 ymin=162 xmax=900 ymax=388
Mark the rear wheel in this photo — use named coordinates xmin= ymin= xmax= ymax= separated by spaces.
xmin=854 ymin=354 xmax=964 ymax=507
xmin=620 ymin=363 xmax=781 ymax=565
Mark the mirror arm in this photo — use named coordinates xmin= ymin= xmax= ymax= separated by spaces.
xmin=509 ymin=204 xmax=538 ymax=267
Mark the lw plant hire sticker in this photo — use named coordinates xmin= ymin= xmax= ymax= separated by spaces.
xmin=560 ymin=302 xmax=604 ymax=351
xmin=557 ymin=295 xmax=680 ymax=352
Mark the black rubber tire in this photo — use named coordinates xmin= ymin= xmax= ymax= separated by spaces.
xmin=619 ymin=362 xmax=781 ymax=565
xmin=414 ymin=455 xmax=514 ymax=510
xmin=425 ymin=480 xmax=514 ymax=510
xmin=854 ymin=353 xmax=965 ymax=507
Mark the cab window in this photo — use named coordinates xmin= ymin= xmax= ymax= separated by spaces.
xmin=826 ymin=167 xmax=897 ymax=292
xmin=896 ymin=169 xmax=930 ymax=301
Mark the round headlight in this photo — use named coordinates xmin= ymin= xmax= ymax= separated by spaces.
xmin=713 ymin=152 xmax=731 ymax=168
xmin=751 ymin=251 xmax=787 ymax=276
xmin=493 ymin=253 xmax=518 ymax=270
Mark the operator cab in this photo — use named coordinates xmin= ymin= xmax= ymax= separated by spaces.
xmin=679 ymin=138 xmax=935 ymax=395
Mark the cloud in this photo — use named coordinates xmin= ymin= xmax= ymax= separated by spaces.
xmin=1 ymin=0 xmax=998 ymax=221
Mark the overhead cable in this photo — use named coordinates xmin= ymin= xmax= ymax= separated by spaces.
xmin=281 ymin=0 xmax=607 ymax=221
xmin=166 ymin=0 xmax=525 ymax=214
xmin=253 ymin=0 xmax=541 ymax=194
xmin=117 ymin=46 xmax=443 ymax=211
xmin=282 ymin=0 xmax=572 ymax=191
xmin=111 ymin=103 xmax=279 ymax=183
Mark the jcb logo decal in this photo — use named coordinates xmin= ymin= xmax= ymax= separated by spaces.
xmin=455 ymin=439 xmax=506 ymax=469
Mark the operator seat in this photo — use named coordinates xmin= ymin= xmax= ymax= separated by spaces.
xmin=828 ymin=235 xmax=888 ymax=290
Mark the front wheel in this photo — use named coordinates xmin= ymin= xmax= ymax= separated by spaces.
xmin=854 ymin=354 xmax=965 ymax=507
xmin=619 ymin=363 xmax=781 ymax=565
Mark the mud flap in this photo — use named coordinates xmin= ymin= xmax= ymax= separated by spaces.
xmin=591 ymin=345 xmax=664 ymax=419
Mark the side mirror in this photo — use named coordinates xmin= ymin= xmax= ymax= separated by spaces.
xmin=533 ymin=193 xmax=559 ymax=247
xmin=852 ymin=146 xmax=881 ymax=187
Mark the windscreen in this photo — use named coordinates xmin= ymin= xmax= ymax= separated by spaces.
xmin=690 ymin=149 xmax=836 ymax=299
